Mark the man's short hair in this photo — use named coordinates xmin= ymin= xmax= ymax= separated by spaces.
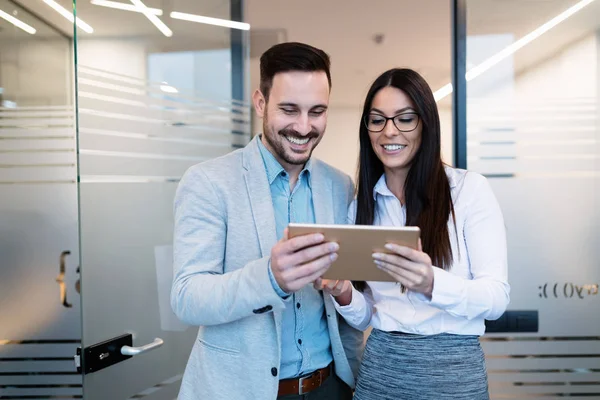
xmin=259 ymin=42 xmax=331 ymax=101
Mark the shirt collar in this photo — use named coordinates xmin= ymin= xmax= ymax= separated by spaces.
xmin=257 ymin=135 xmax=312 ymax=186
xmin=373 ymin=174 xmax=394 ymax=200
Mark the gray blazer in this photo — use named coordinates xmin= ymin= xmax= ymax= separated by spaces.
xmin=171 ymin=136 xmax=364 ymax=400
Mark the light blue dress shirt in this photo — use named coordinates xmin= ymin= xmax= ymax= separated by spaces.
xmin=258 ymin=137 xmax=333 ymax=379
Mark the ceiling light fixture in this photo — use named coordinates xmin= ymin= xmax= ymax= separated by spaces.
xmin=170 ymin=11 xmax=250 ymax=31
xmin=129 ymin=0 xmax=172 ymax=37
xmin=160 ymin=83 xmax=178 ymax=93
xmin=91 ymin=0 xmax=162 ymax=15
xmin=42 ymin=0 xmax=94 ymax=34
xmin=433 ymin=0 xmax=596 ymax=101
xmin=0 ymin=9 xmax=36 ymax=34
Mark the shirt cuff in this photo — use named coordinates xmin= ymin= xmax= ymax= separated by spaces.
xmin=268 ymin=259 xmax=290 ymax=299
xmin=332 ymin=285 xmax=367 ymax=317
xmin=413 ymin=267 xmax=466 ymax=308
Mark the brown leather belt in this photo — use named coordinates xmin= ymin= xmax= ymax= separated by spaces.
xmin=277 ymin=363 xmax=332 ymax=396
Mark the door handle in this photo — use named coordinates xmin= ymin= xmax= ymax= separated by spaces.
xmin=121 ymin=338 xmax=164 ymax=356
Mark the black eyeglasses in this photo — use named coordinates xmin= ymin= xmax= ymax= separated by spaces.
xmin=364 ymin=112 xmax=420 ymax=133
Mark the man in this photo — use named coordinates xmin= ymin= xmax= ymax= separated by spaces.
xmin=171 ymin=42 xmax=363 ymax=400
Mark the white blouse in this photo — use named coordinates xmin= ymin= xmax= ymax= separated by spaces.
xmin=334 ymin=167 xmax=510 ymax=336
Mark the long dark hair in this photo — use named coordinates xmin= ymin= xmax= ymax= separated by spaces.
xmin=354 ymin=68 xmax=456 ymax=292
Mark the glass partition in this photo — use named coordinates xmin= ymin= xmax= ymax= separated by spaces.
xmin=73 ymin=0 xmax=250 ymax=398
xmin=466 ymin=1 xmax=600 ymax=398
xmin=0 ymin=2 xmax=80 ymax=399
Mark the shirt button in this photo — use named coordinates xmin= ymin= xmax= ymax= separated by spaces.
xmin=296 ymin=303 xmax=301 ymax=309
xmin=271 ymin=367 xmax=278 ymax=377
xmin=298 ymin=339 xmax=302 ymax=345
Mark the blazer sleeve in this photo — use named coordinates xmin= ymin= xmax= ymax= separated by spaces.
xmin=171 ymin=166 xmax=286 ymax=326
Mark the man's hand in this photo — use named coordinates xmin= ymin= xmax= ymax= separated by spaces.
xmin=271 ymin=228 xmax=339 ymax=293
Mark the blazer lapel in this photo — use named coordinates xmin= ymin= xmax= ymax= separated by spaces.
xmin=311 ymin=162 xmax=334 ymax=224
xmin=242 ymin=136 xmax=283 ymax=341
xmin=242 ymin=136 xmax=278 ymax=255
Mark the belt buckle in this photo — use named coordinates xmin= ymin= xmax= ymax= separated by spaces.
xmin=298 ymin=370 xmax=321 ymax=395
xmin=298 ymin=375 xmax=308 ymax=395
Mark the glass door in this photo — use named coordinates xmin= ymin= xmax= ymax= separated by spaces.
xmin=0 ymin=2 xmax=80 ymax=399
xmin=72 ymin=1 xmax=250 ymax=398
xmin=464 ymin=0 xmax=600 ymax=398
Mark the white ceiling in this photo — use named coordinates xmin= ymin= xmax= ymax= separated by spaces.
xmin=5 ymin=0 xmax=234 ymax=49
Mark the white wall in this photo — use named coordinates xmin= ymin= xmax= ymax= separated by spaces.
xmin=512 ymin=34 xmax=597 ymax=100
xmin=78 ymin=39 xmax=148 ymax=78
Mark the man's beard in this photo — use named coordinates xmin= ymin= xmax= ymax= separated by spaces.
xmin=263 ymin=116 xmax=321 ymax=166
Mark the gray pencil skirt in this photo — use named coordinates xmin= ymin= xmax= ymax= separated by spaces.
xmin=354 ymin=329 xmax=490 ymax=400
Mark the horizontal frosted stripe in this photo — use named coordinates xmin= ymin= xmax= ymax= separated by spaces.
xmin=77 ymin=157 xmax=204 ymax=177
xmin=79 ymin=110 xmax=248 ymax=136
xmin=488 ymin=372 xmax=600 ymax=383
xmin=76 ymin=83 xmax=250 ymax=117
xmin=0 ymin=128 xmax=74 ymax=136
xmin=0 ymin=163 xmax=75 ymax=168
xmin=78 ymin=76 xmax=249 ymax=113
xmin=0 ymin=153 xmax=76 ymax=164
xmin=0 ymin=119 xmax=73 ymax=128
xmin=79 ymin=128 xmax=238 ymax=148
xmin=0 ymin=111 xmax=74 ymax=119
xmin=0 ymin=180 xmax=75 ymax=184
xmin=0 ymin=344 xmax=79 ymax=359
xmin=486 ymin=358 xmax=600 ymax=370
xmin=483 ymin=341 xmax=600 ymax=356
xmin=0 ymin=360 xmax=76 ymax=373
xmin=80 ymin=175 xmax=180 ymax=183
xmin=468 ymin=115 xmax=596 ymax=124
xmin=78 ymin=78 xmax=145 ymax=96
xmin=0 ymin=375 xmax=81 ymax=386
xmin=78 ymin=94 xmax=250 ymax=124
xmin=469 ymin=139 xmax=596 ymax=147
xmin=468 ymin=126 xmax=596 ymax=135
xmin=79 ymin=149 xmax=208 ymax=162
xmin=469 ymin=159 xmax=598 ymax=174
xmin=0 ymin=386 xmax=82 ymax=396
xmin=78 ymin=65 xmax=147 ymax=86
xmin=0 ymin=135 xmax=74 ymax=141
xmin=78 ymin=64 xmax=249 ymax=108
xmin=489 ymin=387 xmax=600 ymax=396
xmin=0 ymin=106 xmax=72 ymax=113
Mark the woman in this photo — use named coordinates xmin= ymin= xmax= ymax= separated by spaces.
xmin=316 ymin=68 xmax=509 ymax=399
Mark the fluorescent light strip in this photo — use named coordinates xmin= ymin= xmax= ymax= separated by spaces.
xmin=90 ymin=0 xmax=162 ymax=15
xmin=433 ymin=83 xmax=453 ymax=102
xmin=433 ymin=0 xmax=596 ymax=101
xmin=42 ymin=0 xmax=93 ymax=34
xmin=0 ymin=9 xmax=36 ymax=34
xmin=170 ymin=11 xmax=250 ymax=31
xmin=130 ymin=0 xmax=172 ymax=37
xmin=160 ymin=83 xmax=178 ymax=93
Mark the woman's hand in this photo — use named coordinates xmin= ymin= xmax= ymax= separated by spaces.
xmin=314 ymin=278 xmax=353 ymax=306
xmin=372 ymin=239 xmax=434 ymax=298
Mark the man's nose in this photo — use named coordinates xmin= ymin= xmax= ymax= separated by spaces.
xmin=293 ymin=113 xmax=311 ymax=135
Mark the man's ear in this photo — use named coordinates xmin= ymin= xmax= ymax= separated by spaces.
xmin=252 ymin=89 xmax=266 ymax=118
